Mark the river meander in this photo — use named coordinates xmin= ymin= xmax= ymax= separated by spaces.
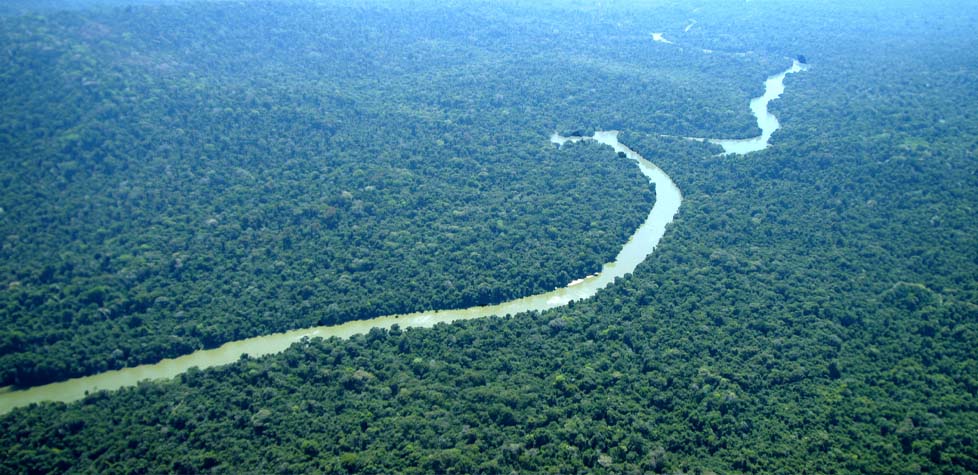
xmin=710 ymin=59 xmax=808 ymax=154
xmin=0 ymin=60 xmax=805 ymax=415
xmin=0 ymin=132 xmax=681 ymax=415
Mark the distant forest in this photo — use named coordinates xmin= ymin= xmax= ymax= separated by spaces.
xmin=2 ymin=0 xmax=977 ymax=474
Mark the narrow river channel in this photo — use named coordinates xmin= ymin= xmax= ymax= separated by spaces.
xmin=711 ymin=59 xmax=808 ymax=154
xmin=0 ymin=59 xmax=805 ymax=415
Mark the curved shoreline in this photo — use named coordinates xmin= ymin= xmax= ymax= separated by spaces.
xmin=710 ymin=59 xmax=808 ymax=154
xmin=0 ymin=59 xmax=806 ymax=416
xmin=0 ymin=131 xmax=683 ymax=415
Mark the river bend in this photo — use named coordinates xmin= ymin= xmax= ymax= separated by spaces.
xmin=0 ymin=60 xmax=805 ymax=415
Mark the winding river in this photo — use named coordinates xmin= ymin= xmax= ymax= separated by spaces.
xmin=711 ymin=59 xmax=808 ymax=154
xmin=0 ymin=60 xmax=804 ymax=415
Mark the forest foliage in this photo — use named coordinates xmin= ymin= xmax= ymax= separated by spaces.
xmin=1 ymin=0 xmax=977 ymax=474
xmin=0 ymin=2 xmax=669 ymax=386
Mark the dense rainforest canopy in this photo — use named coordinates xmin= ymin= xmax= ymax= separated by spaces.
xmin=0 ymin=1 xmax=673 ymax=386
xmin=2 ymin=0 xmax=977 ymax=473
